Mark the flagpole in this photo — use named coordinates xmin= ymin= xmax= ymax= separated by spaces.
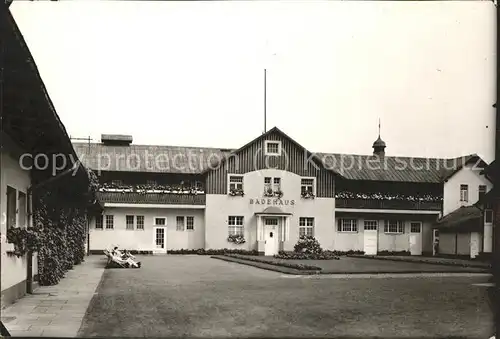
xmin=264 ymin=68 xmax=267 ymax=134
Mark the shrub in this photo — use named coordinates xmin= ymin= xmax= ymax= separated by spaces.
xmin=293 ymin=235 xmax=323 ymax=254
xmin=166 ymin=248 xmax=259 ymax=256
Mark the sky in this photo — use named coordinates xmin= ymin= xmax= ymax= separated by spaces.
xmin=11 ymin=1 xmax=497 ymax=162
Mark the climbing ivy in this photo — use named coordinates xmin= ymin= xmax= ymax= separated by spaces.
xmin=31 ymin=168 xmax=98 ymax=286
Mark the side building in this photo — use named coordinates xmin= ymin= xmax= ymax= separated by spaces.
xmin=74 ymin=127 xmax=492 ymax=257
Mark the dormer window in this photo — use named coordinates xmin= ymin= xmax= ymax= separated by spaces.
xmin=265 ymin=140 xmax=282 ymax=156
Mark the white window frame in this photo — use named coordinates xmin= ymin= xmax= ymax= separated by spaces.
xmin=363 ymin=220 xmax=378 ymax=231
xmin=410 ymin=221 xmax=422 ymax=233
xmin=460 ymin=184 xmax=469 ymax=202
xmin=136 ymin=215 xmax=145 ymax=230
xmin=300 ymin=177 xmax=316 ymax=195
xmin=299 ymin=217 xmax=314 ymax=236
xmin=105 ymin=215 xmax=114 ymax=230
xmin=186 ymin=216 xmax=194 ymax=231
xmin=228 ymin=216 xmax=244 ymax=236
xmin=126 ymin=215 xmax=135 ymax=230
xmin=485 ymin=209 xmax=494 ymax=224
xmin=337 ymin=218 xmax=358 ymax=233
xmin=228 ymin=174 xmax=244 ymax=191
xmin=154 ymin=217 xmax=167 ymax=226
xmin=384 ymin=220 xmax=405 ymax=234
xmin=264 ymin=140 xmax=282 ymax=156
xmin=176 ymin=216 xmax=185 ymax=231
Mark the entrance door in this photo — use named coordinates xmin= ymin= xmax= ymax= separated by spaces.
xmin=409 ymin=222 xmax=422 ymax=255
xmin=264 ymin=218 xmax=278 ymax=256
xmin=153 ymin=227 xmax=167 ymax=254
xmin=363 ymin=220 xmax=378 ymax=255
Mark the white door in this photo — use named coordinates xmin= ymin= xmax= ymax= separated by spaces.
xmin=153 ymin=227 xmax=167 ymax=254
xmin=409 ymin=222 xmax=422 ymax=255
xmin=363 ymin=220 xmax=378 ymax=255
xmin=264 ymin=219 xmax=278 ymax=256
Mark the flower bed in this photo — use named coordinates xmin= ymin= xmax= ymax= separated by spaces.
xmin=274 ymin=250 xmax=340 ymax=260
xmin=167 ymin=248 xmax=259 ymax=256
xmin=224 ymin=254 xmax=322 ymax=271
xmin=377 ymin=250 xmax=411 ymax=256
xmin=99 ymin=183 xmax=204 ymax=195
xmin=335 ymin=191 xmax=442 ymax=202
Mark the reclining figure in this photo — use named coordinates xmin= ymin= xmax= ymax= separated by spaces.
xmin=105 ymin=247 xmax=141 ymax=268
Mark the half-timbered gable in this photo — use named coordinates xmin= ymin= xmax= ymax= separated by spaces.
xmin=205 ymin=127 xmax=338 ymax=197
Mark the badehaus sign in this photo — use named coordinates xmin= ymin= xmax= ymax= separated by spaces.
xmin=249 ymin=198 xmax=295 ymax=206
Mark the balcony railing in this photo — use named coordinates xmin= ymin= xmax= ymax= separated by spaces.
xmin=97 ymin=192 xmax=206 ymax=205
xmin=335 ymin=198 xmax=442 ymax=211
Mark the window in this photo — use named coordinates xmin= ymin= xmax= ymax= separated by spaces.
xmin=384 ymin=220 xmax=404 ymax=234
xmin=228 ymin=216 xmax=244 ymax=235
xmin=176 ymin=216 xmax=185 ymax=231
xmin=155 ymin=217 xmax=166 ymax=226
xmin=410 ymin=222 xmax=421 ymax=233
xmin=337 ymin=219 xmax=358 ymax=232
xmin=265 ymin=140 xmax=281 ymax=155
xmin=264 ymin=177 xmax=272 ymax=190
xmin=126 ymin=215 xmax=134 ymax=230
xmin=364 ymin=220 xmax=378 ymax=231
xmin=229 ymin=176 xmax=243 ymax=190
xmin=273 ymin=178 xmax=281 ymax=191
xmin=299 ymin=217 xmax=314 ymax=236
xmin=186 ymin=216 xmax=194 ymax=230
xmin=18 ymin=191 xmax=27 ymax=228
xmin=301 ymin=178 xmax=315 ymax=194
xmin=485 ymin=209 xmax=493 ymax=224
xmin=95 ymin=215 xmax=103 ymax=229
xmin=105 ymin=215 xmax=114 ymax=229
xmin=460 ymin=184 xmax=469 ymax=202
xmin=6 ymin=186 xmax=16 ymax=232
xmin=479 ymin=185 xmax=487 ymax=201
xmin=136 ymin=216 xmax=145 ymax=230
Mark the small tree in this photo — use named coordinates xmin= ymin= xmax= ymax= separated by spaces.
xmin=293 ymin=235 xmax=323 ymax=255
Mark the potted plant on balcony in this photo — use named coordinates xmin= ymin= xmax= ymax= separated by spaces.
xmin=301 ymin=190 xmax=315 ymax=199
xmin=264 ymin=187 xmax=274 ymax=197
xmin=273 ymin=189 xmax=283 ymax=198
xmin=227 ymin=234 xmax=246 ymax=244
xmin=229 ymin=188 xmax=244 ymax=196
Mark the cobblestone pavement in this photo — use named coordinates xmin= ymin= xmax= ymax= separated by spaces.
xmin=1 ymin=256 xmax=105 ymax=337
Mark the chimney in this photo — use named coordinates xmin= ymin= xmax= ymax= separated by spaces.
xmin=101 ymin=134 xmax=133 ymax=146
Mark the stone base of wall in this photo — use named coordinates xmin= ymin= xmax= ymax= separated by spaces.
xmin=1 ymin=279 xmax=26 ymax=309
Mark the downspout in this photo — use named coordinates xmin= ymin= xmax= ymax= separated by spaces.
xmin=26 ymin=161 xmax=82 ymax=294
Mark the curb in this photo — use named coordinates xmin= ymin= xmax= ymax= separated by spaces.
xmin=348 ymin=255 xmax=491 ymax=270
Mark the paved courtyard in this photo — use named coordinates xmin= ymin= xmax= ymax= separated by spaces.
xmin=78 ymin=255 xmax=493 ymax=338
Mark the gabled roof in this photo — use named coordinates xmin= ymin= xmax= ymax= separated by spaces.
xmin=434 ymin=206 xmax=482 ymax=232
xmin=200 ymin=126 xmax=341 ymax=176
xmin=440 ymin=154 xmax=488 ymax=182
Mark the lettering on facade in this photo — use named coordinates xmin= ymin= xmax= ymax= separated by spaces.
xmin=249 ymin=198 xmax=295 ymax=206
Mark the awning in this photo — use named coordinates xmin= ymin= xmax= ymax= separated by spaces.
xmin=434 ymin=206 xmax=482 ymax=233
xmin=255 ymin=206 xmax=292 ymax=216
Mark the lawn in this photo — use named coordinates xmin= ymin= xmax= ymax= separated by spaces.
xmin=78 ymin=255 xmax=493 ymax=338
xmin=218 ymin=254 xmax=489 ymax=274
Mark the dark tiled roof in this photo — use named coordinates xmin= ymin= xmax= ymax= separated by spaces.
xmin=73 ymin=127 xmax=485 ymax=184
xmin=315 ymin=153 xmax=479 ymax=183
xmin=97 ymin=192 xmax=206 ymax=205
xmin=434 ymin=206 xmax=482 ymax=232
xmin=73 ymin=143 xmax=233 ymax=174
